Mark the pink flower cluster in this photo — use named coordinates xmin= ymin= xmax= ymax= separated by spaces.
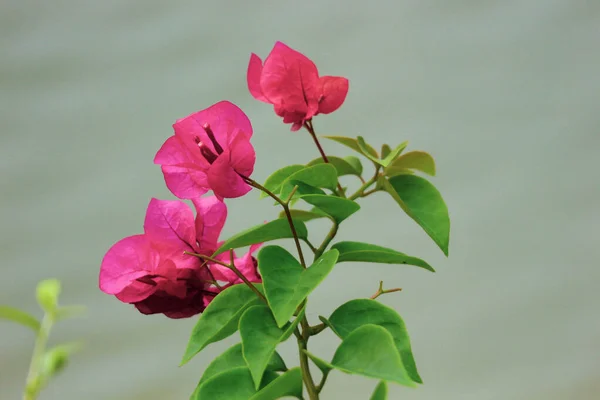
xmin=99 ymin=42 xmax=348 ymax=318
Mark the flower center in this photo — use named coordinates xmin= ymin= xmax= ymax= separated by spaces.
xmin=194 ymin=123 xmax=224 ymax=164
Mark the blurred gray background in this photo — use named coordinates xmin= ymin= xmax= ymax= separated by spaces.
xmin=1 ymin=1 xmax=599 ymax=399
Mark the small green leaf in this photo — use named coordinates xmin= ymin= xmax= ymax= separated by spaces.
xmin=380 ymin=141 xmax=409 ymax=167
xmin=258 ymin=246 xmax=338 ymax=327
xmin=240 ymin=305 xmax=302 ymax=389
xmin=331 ymin=241 xmax=434 ymax=272
xmin=381 ymin=144 xmax=392 ymax=159
xmin=299 ymin=195 xmax=360 ymax=224
xmin=387 ymin=151 xmax=436 ymax=176
xmin=193 ymin=367 xmax=257 ymax=400
xmin=304 ymin=350 xmax=333 ymax=375
xmin=331 ymin=324 xmax=415 ymax=387
xmin=36 ymin=279 xmax=61 ymax=313
xmin=280 ymin=164 xmax=338 ymax=200
xmin=288 ymin=181 xmax=327 ymax=196
xmin=0 ymin=305 xmax=40 ymax=332
xmin=328 ymin=299 xmax=422 ymax=383
xmin=40 ymin=342 xmax=81 ymax=380
xmin=250 ymin=367 xmax=303 ymax=400
xmin=357 ymin=136 xmax=383 ymax=165
xmin=307 ymin=156 xmax=362 ymax=177
xmin=279 ymin=209 xmax=330 ymax=222
xmin=370 ymin=381 xmax=388 ymax=400
xmin=259 ymin=165 xmax=305 ymax=198
xmin=214 ymin=219 xmax=308 ymax=255
xmin=385 ymin=175 xmax=450 ymax=256
xmin=344 ymin=156 xmax=364 ymax=176
xmin=322 ymin=135 xmax=379 ymax=158
xmin=182 ymin=284 xmax=263 ymax=365
xmin=198 ymin=343 xmax=286 ymax=387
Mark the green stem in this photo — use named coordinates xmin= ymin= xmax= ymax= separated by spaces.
xmin=348 ymin=167 xmax=380 ymax=200
xmin=304 ymin=120 xmax=346 ymax=198
xmin=23 ymin=313 xmax=53 ymax=400
xmin=245 ymin=178 xmax=307 ymax=268
xmin=298 ymin=319 xmax=319 ymax=400
xmin=315 ymin=222 xmax=338 ymax=258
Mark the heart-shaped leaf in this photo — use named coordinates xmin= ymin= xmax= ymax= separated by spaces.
xmin=386 ymin=151 xmax=436 ymax=176
xmin=240 ymin=305 xmax=303 ymax=388
xmin=214 ymin=218 xmax=308 ymax=255
xmin=181 ymin=284 xmax=263 ymax=365
xmin=258 ymin=246 xmax=338 ymax=327
xmin=307 ymin=156 xmax=363 ymax=177
xmin=331 ymin=324 xmax=415 ymax=386
xmin=197 ymin=343 xmax=286 ymax=388
xmin=279 ymin=164 xmax=338 ymax=200
xmin=299 ymin=195 xmax=360 ymax=224
xmin=384 ymin=175 xmax=450 ymax=256
xmin=193 ymin=367 xmax=256 ymax=400
xmin=250 ymin=368 xmax=303 ymax=400
xmin=328 ymin=299 xmax=422 ymax=383
xmin=259 ymin=165 xmax=305 ymax=198
xmin=331 ymin=241 xmax=434 ymax=272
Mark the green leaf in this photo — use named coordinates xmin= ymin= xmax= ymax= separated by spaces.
xmin=182 ymin=284 xmax=263 ymax=365
xmin=0 ymin=305 xmax=40 ymax=332
xmin=250 ymin=368 xmax=303 ymax=400
xmin=259 ymin=165 xmax=305 ymax=198
xmin=307 ymin=156 xmax=363 ymax=177
xmin=240 ymin=305 xmax=302 ymax=389
xmin=357 ymin=136 xmax=383 ymax=165
xmin=40 ymin=342 xmax=81 ymax=381
xmin=387 ymin=151 xmax=436 ymax=176
xmin=331 ymin=241 xmax=434 ymax=272
xmin=36 ymin=279 xmax=61 ymax=313
xmin=380 ymin=141 xmax=409 ymax=167
xmin=193 ymin=367 xmax=257 ymax=400
xmin=331 ymin=324 xmax=415 ymax=387
xmin=386 ymin=175 xmax=450 ymax=256
xmin=214 ymin=219 xmax=308 ymax=255
xmin=344 ymin=156 xmax=364 ymax=176
xmin=258 ymin=246 xmax=338 ymax=327
xmin=198 ymin=343 xmax=286 ymax=387
xmin=279 ymin=208 xmax=330 ymax=222
xmin=288 ymin=181 xmax=327 ymax=196
xmin=305 ymin=350 xmax=333 ymax=375
xmin=381 ymin=144 xmax=392 ymax=159
xmin=280 ymin=164 xmax=338 ymax=200
xmin=328 ymin=299 xmax=422 ymax=383
xmin=370 ymin=381 xmax=388 ymax=400
xmin=322 ymin=135 xmax=379 ymax=158
xmin=299 ymin=195 xmax=360 ymax=223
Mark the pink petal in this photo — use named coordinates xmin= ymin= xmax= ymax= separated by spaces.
xmin=228 ymin=132 xmax=255 ymax=177
xmin=247 ymin=53 xmax=269 ymax=102
xmin=115 ymin=280 xmax=157 ymax=303
xmin=318 ymin=76 xmax=349 ymax=114
xmin=144 ymin=198 xmax=196 ymax=249
xmin=155 ymin=135 xmax=210 ymax=199
xmin=207 ymin=150 xmax=252 ymax=198
xmin=192 ymin=196 xmax=228 ymax=252
xmin=99 ymin=235 xmax=159 ymax=295
xmin=236 ymin=243 xmax=263 ymax=283
xmin=260 ymin=42 xmax=320 ymax=117
xmin=181 ymin=101 xmax=253 ymax=152
xmin=160 ymin=165 xmax=209 ymax=200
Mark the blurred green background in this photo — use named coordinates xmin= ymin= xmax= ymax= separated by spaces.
xmin=1 ymin=1 xmax=599 ymax=399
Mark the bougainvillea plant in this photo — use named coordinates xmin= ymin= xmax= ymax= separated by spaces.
xmin=99 ymin=41 xmax=450 ymax=400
